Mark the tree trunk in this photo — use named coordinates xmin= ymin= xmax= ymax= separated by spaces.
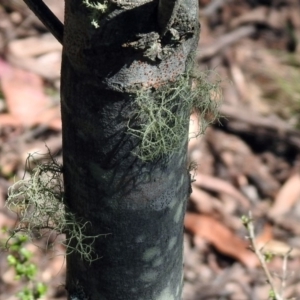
xmin=61 ymin=0 xmax=200 ymax=299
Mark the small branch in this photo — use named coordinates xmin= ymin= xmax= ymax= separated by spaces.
xmin=23 ymin=0 xmax=64 ymax=44
xmin=280 ymin=248 xmax=292 ymax=298
xmin=242 ymin=212 xmax=283 ymax=300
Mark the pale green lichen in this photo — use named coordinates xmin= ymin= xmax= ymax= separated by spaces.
xmin=127 ymin=71 xmax=222 ymax=162
xmin=83 ymin=0 xmax=109 ymax=28
xmin=5 ymin=153 xmax=104 ymax=262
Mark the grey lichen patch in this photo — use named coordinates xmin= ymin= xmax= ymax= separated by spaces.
xmin=167 ymin=237 xmax=177 ymax=251
xmin=142 ymin=247 xmax=161 ymax=262
xmin=127 ymin=71 xmax=222 ymax=162
xmin=140 ymin=270 xmax=159 ymax=282
xmin=174 ymin=202 xmax=184 ymax=223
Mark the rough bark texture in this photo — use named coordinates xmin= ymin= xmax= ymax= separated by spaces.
xmin=61 ymin=0 xmax=199 ymax=299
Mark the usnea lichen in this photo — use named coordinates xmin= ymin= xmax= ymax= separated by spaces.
xmin=127 ymin=70 xmax=222 ymax=161
xmin=6 ymin=154 xmax=104 ymax=262
xmin=83 ymin=0 xmax=109 ymax=28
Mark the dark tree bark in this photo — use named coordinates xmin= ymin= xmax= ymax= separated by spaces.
xmin=23 ymin=0 xmax=200 ymax=299
xmin=61 ymin=0 xmax=199 ymax=299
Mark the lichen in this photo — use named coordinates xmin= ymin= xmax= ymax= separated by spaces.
xmin=83 ymin=0 xmax=109 ymax=28
xmin=127 ymin=70 xmax=222 ymax=162
xmin=5 ymin=153 xmax=104 ymax=262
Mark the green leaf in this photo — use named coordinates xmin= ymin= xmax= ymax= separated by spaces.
xmin=18 ymin=235 xmax=29 ymax=243
xmin=11 ymin=244 xmax=21 ymax=252
xmin=264 ymin=251 xmax=274 ymax=263
xmin=17 ymin=287 xmax=34 ymax=300
xmin=25 ymin=263 xmax=37 ymax=279
xmin=268 ymin=289 xmax=276 ymax=300
xmin=35 ymin=282 xmax=47 ymax=297
xmin=7 ymin=254 xmax=17 ymax=266
xmin=20 ymin=248 xmax=32 ymax=261
xmin=15 ymin=263 xmax=27 ymax=276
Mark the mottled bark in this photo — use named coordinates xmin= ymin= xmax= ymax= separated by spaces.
xmin=61 ymin=0 xmax=200 ymax=299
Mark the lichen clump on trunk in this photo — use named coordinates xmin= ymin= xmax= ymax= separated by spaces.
xmin=127 ymin=71 xmax=222 ymax=161
xmin=5 ymin=155 xmax=103 ymax=262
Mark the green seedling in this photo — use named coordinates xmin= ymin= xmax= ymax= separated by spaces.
xmin=6 ymin=234 xmax=47 ymax=300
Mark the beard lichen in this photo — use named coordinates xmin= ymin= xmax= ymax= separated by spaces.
xmin=127 ymin=70 xmax=222 ymax=161
xmin=83 ymin=0 xmax=109 ymax=28
xmin=5 ymin=153 xmax=104 ymax=262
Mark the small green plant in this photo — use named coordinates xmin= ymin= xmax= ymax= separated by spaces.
xmin=6 ymin=153 xmax=105 ymax=262
xmin=6 ymin=234 xmax=47 ymax=300
xmin=242 ymin=212 xmax=293 ymax=300
xmin=127 ymin=70 xmax=221 ymax=161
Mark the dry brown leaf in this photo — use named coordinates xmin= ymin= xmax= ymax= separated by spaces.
xmin=7 ymin=51 xmax=62 ymax=80
xmin=193 ymin=173 xmax=250 ymax=209
xmin=268 ymin=172 xmax=300 ymax=219
xmin=0 ymin=59 xmax=61 ymax=130
xmin=190 ymin=186 xmax=245 ymax=231
xmin=184 ymin=213 xmax=258 ymax=268
xmin=0 ymin=61 xmax=49 ymax=125
xmin=8 ymin=34 xmax=62 ymax=58
xmin=206 ymin=129 xmax=280 ymax=197
xmin=190 ymin=187 xmax=223 ymax=215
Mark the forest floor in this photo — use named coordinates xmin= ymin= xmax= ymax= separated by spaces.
xmin=0 ymin=0 xmax=300 ymax=299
